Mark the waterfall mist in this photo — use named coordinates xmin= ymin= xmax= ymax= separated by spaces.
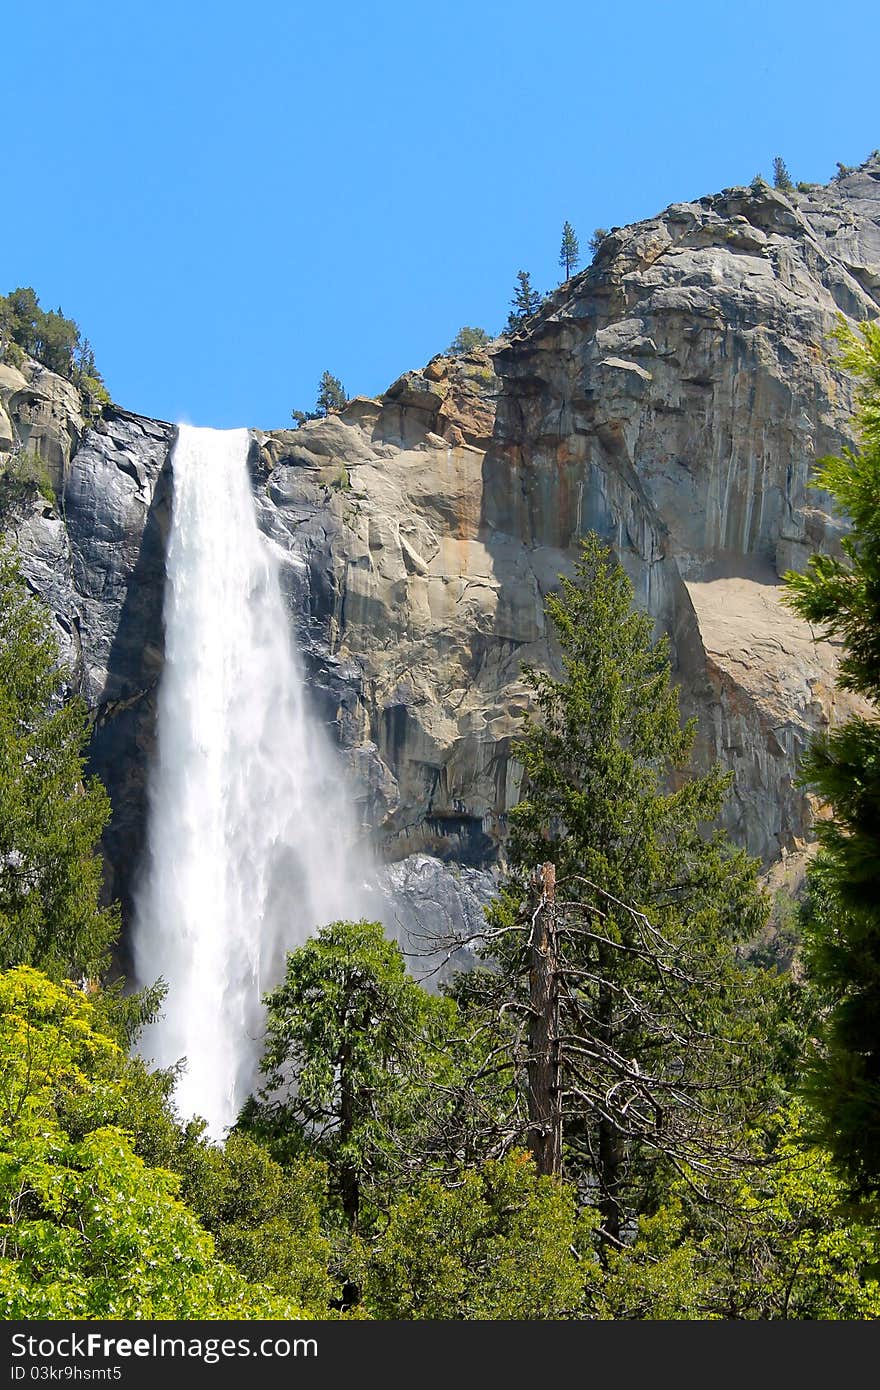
xmin=134 ymin=424 xmax=369 ymax=1140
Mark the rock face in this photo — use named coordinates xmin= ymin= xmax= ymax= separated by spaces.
xmin=3 ymin=155 xmax=879 ymax=942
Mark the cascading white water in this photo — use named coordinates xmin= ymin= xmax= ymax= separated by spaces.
xmin=135 ymin=424 xmax=368 ymax=1141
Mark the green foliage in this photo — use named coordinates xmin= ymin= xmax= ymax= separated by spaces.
xmin=745 ymin=886 xmax=802 ymax=972
xmin=773 ymin=156 xmax=794 ymax=191
xmin=0 ymin=449 xmax=56 ymax=519
xmin=0 ymin=968 xmax=307 ymax=1318
xmin=73 ymin=340 xmax=111 ymax=422
xmin=175 ymin=1134 xmax=334 ymax=1308
xmin=0 ymin=288 xmax=41 ymax=359
xmin=559 ymin=220 xmax=580 ymax=279
xmin=317 ymin=370 xmax=346 ymax=414
xmin=588 ymin=1104 xmax=880 ymax=1319
xmin=36 ymin=982 xmax=336 ymax=1311
xmin=835 ymin=162 xmax=855 ymax=180
xmin=750 ymin=172 xmax=768 ymax=193
xmin=359 ymin=1151 xmax=598 ymax=1319
xmin=0 ymin=547 xmax=119 ymax=981
xmin=0 ymin=287 xmax=107 ymax=407
xmin=784 ymin=321 xmax=880 ymax=1197
xmin=589 ymin=227 xmax=609 ymax=254
xmin=472 ymin=535 xmax=775 ymax=1240
xmin=588 ymin=1203 xmax=710 ymax=1319
xmin=239 ymin=920 xmax=458 ymax=1232
xmin=447 ymin=326 xmax=490 ymax=355
xmin=506 ymin=537 xmax=766 ymax=916
xmin=1 ymin=340 xmax=25 ymax=370
xmin=292 ymin=370 xmax=347 ymax=426
xmin=505 ymin=270 xmax=542 ymax=333
xmin=695 ymin=1106 xmax=880 ymax=1319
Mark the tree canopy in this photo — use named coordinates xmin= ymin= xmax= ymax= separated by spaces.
xmin=0 ymin=286 xmax=108 ymax=413
xmin=0 ymin=968 xmax=314 ymax=1318
xmin=784 ymin=320 xmax=880 ymax=1198
xmin=457 ymin=536 xmax=778 ymax=1245
xmin=239 ymin=919 xmax=458 ymax=1233
xmin=292 ymin=371 xmax=347 ymax=426
xmin=447 ymin=326 xmax=490 ymax=355
xmin=0 ymin=548 xmax=118 ymax=981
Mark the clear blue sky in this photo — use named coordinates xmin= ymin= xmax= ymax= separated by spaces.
xmin=2 ymin=1 xmax=876 ymax=430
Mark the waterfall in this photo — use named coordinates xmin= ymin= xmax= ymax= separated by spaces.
xmin=134 ymin=424 xmax=367 ymax=1141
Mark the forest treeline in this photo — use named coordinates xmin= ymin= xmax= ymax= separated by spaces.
xmin=0 ymin=287 xmax=110 ymax=418
xmin=1 ymin=324 xmax=879 ymax=1319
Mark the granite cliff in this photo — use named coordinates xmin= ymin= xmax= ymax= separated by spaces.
xmin=2 ymin=155 xmax=879 ymax=949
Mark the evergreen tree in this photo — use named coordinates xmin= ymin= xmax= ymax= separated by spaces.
xmin=239 ymin=920 xmax=457 ymax=1234
xmin=559 ymin=220 xmax=580 ymax=279
xmin=0 ymin=547 xmax=118 ymax=980
xmin=292 ymin=370 xmax=347 ymax=426
xmin=784 ymin=321 xmax=880 ymax=1198
xmin=33 ymin=306 xmax=79 ymax=376
xmin=773 ymin=156 xmax=794 ymax=192
xmin=460 ymin=536 xmax=776 ymax=1246
xmin=505 ymin=271 xmax=542 ymax=333
xmin=316 ymin=370 xmax=346 ymax=415
xmin=589 ymin=227 xmax=609 ymax=254
xmin=0 ymin=287 xmax=41 ymax=358
xmin=0 ymin=287 xmax=102 ymax=390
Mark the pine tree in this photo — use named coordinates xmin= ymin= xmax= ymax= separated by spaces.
xmin=316 ymin=370 xmax=346 ymax=415
xmin=505 ymin=271 xmax=542 ymax=333
xmin=559 ymin=221 xmax=580 ymax=279
xmin=773 ymin=156 xmax=794 ymax=192
xmin=784 ymin=321 xmax=880 ymax=1198
xmin=461 ymin=536 xmax=776 ymax=1246
xmin=292 ymin=371 xmax=347 ymax=427
xmin=0 ymin=547 xmax=118 ymax=980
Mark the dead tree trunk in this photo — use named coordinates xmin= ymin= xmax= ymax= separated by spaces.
xmin=596 ymin=972 xmax=623 ymax=1250
xmin=527 ymin=861 xmax=562 ymax=1177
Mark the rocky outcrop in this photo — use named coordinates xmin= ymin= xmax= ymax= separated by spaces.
xmin=0 ymin=358 xmax=85 ymax=497
xmin=3 ymin=155 xmax=879 ymax=940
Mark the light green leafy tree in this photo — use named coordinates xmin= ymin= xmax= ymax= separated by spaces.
xmin=0 ymin=967 xmax=312 ymax=1318
xmin=592 ymin=1105 xmax=880 ymax=1319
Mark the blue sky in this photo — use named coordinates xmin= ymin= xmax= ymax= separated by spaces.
xmin=2 ymin=0 xmax=876 ymax=429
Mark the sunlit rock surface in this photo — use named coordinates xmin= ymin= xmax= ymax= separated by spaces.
xmin=4 ymin=155 xmax=879 ymax=941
